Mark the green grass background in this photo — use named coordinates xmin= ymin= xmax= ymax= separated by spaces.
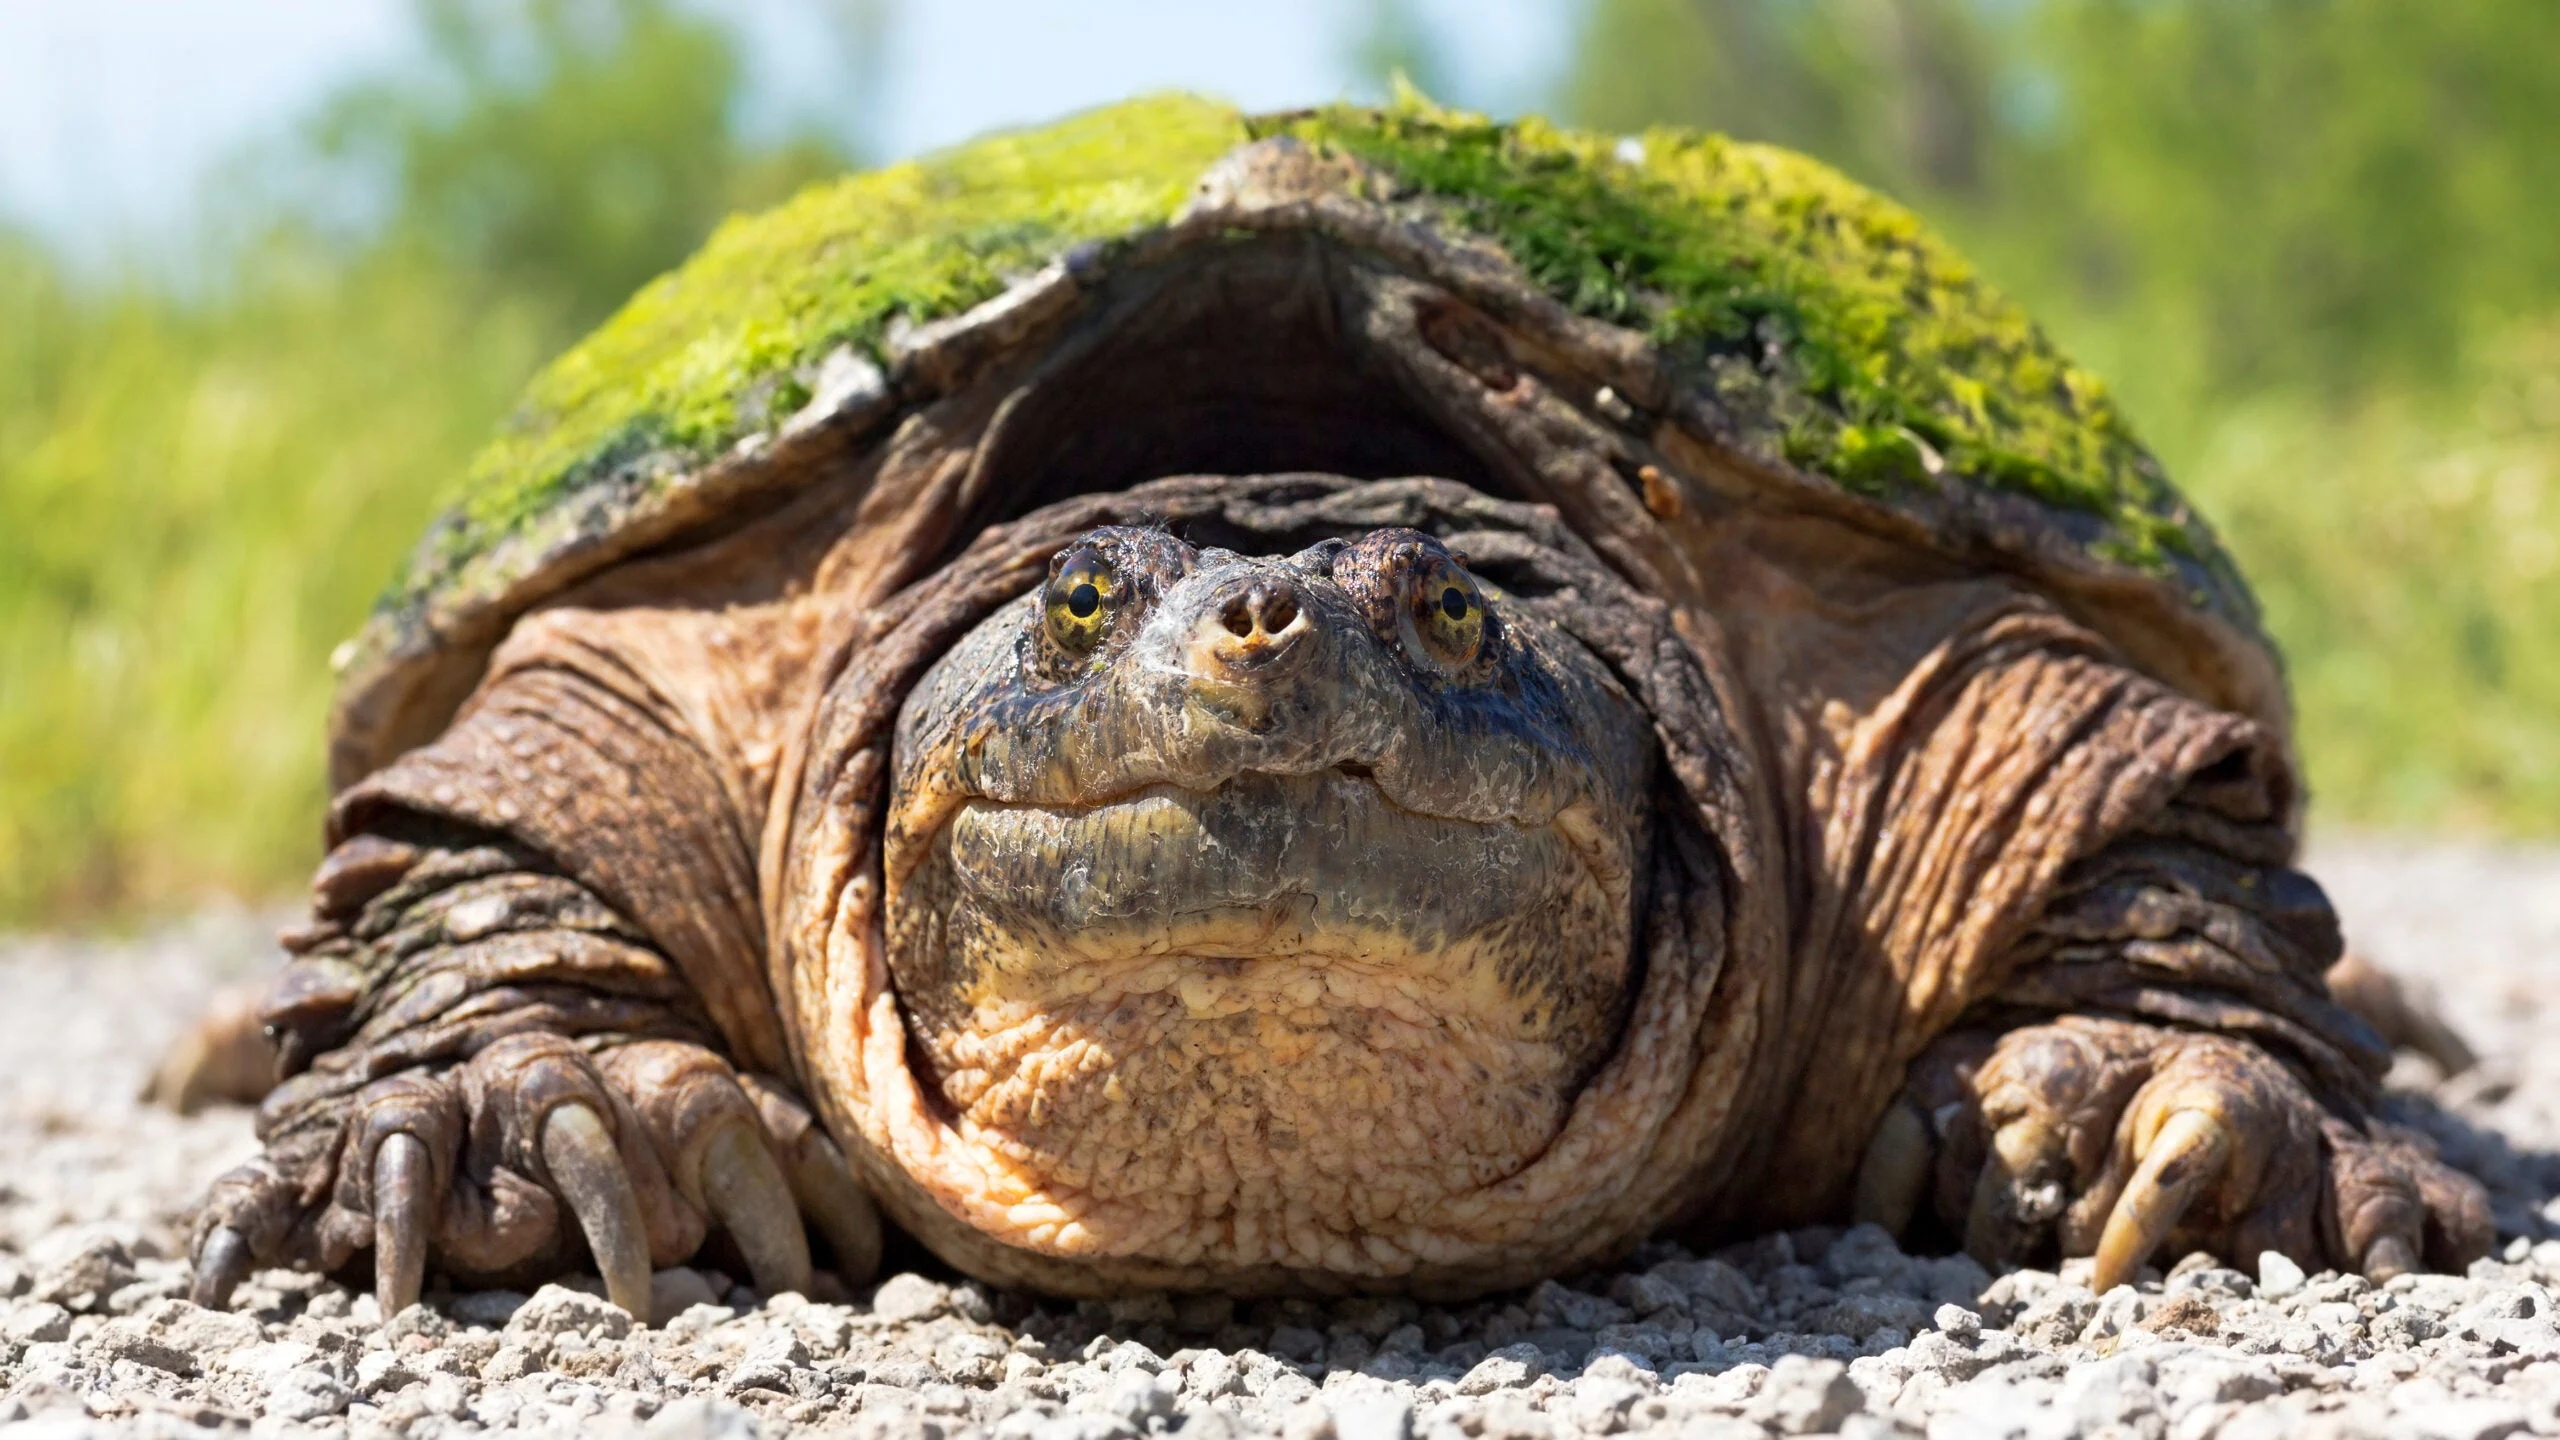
xmin=3 ymin=0 xmax=2556 ymax=924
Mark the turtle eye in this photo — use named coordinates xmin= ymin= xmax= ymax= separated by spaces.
xmin=1043 ymin=546 xmax=1119 ymax=653
xmin=1410 ymin=557 xmax=1484 ymax=668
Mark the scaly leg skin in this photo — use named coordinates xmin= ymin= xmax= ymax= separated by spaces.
xmin=186 ymin=830 xmax=883 ymax=1323
xmin=1859 ymin=1016 xmax=2492 ymax=1290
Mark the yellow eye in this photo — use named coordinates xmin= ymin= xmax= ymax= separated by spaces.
xmin=1044 ymin=547 xmax=1118 ymax=652
xmin=1412 ymin=558 xmax=1483 ymax=667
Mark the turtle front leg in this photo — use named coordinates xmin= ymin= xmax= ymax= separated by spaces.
xmin=1867 ymin=1015 xmax=2488 ymax=1291
xmin=1855 ymin=846 xmax=2492 ymax=1291
xmin=190 ymin=823 xmax=880 ymax=1320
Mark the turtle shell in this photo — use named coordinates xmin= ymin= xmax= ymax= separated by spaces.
xmin=330 ymin=92 xmax=2279 ymax=790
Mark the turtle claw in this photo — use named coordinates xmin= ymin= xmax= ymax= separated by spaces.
xmin=1851 ymin=1098 xmax=1933 ymax=1239
xmin=540 ymin=1102 xmax=656 ymax=1323
xmin=190 ymin=1224 xmax=253 ymax=1310
xmin=700 ymin=1118 xmax=812 ymax=1300
xmin=778 ymin=1120 xmax=885 ymax=1285
xmin=372 ymin=1133 xmax=435 ymax=1319
xmin=739 ymin=1076 xmax=884 ymax=1285
xmin=1966 ymin=1108 xmax=2074 ymax=1267
xmin=2091 ymin=1108 xmax=2233 ymax=1293
xmin=2363 ymin=1232 xmax=2419 ymax=1282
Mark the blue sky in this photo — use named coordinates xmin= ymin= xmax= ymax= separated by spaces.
xmin=0 ymin=0 xmax=1575 ymax=253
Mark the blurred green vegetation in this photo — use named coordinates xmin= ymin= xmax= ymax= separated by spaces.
xmin=1 ymin=0 xmax=2554 ymax=924
xmin=1563 ymin=0 xmax=2560 ymax=833
xmin=0 ymin=0 xmax=857 ymax=922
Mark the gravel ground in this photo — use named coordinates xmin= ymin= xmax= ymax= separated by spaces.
xmin=2 ymin=837 xmax=2556 ymax=1440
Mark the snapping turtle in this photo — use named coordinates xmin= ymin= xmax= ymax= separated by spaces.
xmin=181 ymin=96 xmax=2490 ymax=1317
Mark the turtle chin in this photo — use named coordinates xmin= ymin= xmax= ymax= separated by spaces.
xmin=878 ymin=767 xmax=1643 ymax=1275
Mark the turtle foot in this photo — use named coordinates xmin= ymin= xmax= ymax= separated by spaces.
xmin=190 ymin=1035 xmax=880 ymax=1323
xmin=145 ymin=982 xmax=280 ymax=1114
xmin=1857 ymin=1015 xmax=2492 ymax=1290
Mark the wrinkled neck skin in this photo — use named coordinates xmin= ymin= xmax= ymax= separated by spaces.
xmin=848 ymin=522 xmax=1686 ymax=1291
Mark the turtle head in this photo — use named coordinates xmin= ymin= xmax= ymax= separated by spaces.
xmin=880 ymin=523 xmax=1656 ymax=1279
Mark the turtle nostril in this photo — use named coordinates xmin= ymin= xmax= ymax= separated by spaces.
xmin=1191 ymin=575 xmax=1315 ymax=686
xmin=1218 ymin=582 xmax=1301 ymax=640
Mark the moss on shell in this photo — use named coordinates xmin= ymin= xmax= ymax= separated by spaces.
xmin=396 ymin=91 xmax=2223 ymax=621
xmin=397 ymin=92 xmax=1251 ymax=607
xmin=1249 ymin=99 xmax=2203 ymax=567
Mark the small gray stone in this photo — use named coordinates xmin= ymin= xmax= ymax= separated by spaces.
xmin=1914 ymin=1253 xmax=1993 ymax=1309
xmin=2154 ymin=1352 xmax=2280 ymax=1411
xmin=1045 ymin=1417 xmax=1146 ymax=1440
xmin=725 ymin=1329 xmax=810 ymax=1394
xmin=1583 ymin=1351 xmax=1661 ymax=1388
xmin=3 ymin=1301 xmax=72 ymax=1344
xmin=381 ymin=1299 xmax=452 ymax=1343
xmin=94 ymin=1319 xmax=195 ymax=1375
xmin=448 ymin=1289 xmax=531 ymax=1327
xmin=1932 ymin=1303 xmax=1982 ymax=1342
xmin=937 ymin=1329 xmax=1009 ymax=1384
xmin=1651 ymin=1256 xmax=1764 ymax=1318
xmin=480 ymin=1343 xmax=540 ymax=1381
xmin=2398 ymin=1397 xmax=2532 ymax=1440
xmin=1526 ymin=1279 xmax=1628 ymax=1330
xmin=870 ymin=1272 xmax=950 ymax=1323
xmin=1590 ymin=1319 xmax=1687 ymax=1366
xmin=645 ymin=1395 xmax=767 ymax=1440
xmin=2009 ymin=1290 xmax=2096 ymax=1347
xmin=1823 ymin=1224 xmax=1910 ymax=1284
xmin=28 ymin=1233 xmax=134 ymax=1312
xmin=1179 ymin=1408 xmax=1247 ymax=1440
xmin=1186 ymin=1349 xmax=1242 ymax=1398
xmin=1107 ymin=1339 xmax=1165 ymax=1374
xmin=2167 ymin=1266 xmax=2254 ymax=1299
xmin=1331 ymin=1391 xmax=1414 ymax=1440
xmin=1458 ymin=1342 xmax=1548 ymax=1395
xmin=417 ymin=1371 xmax=474 ymax=1419
xmin=355 ymin=1347 xmax=416 ymax=1393
xmin=1806 ymin=1290 xmax=1933 ymax=1341
xmin=1746 ymin=1354 xmax=1862 ymax=1435
xmin=2257 ymin=1250 xmax=2308 ymax=1299
xmin=507 ymin=1282 xmax=633 ymax=1340
xmin=651 ymin=1266 xmax=723 ymax=1319
xmin=1608 ymin=1271 xmax=1690 ymax=1317
xmin=1105 ymin=1369 xmax=1180 ymax=1426
xmin=2054 ymin=1352 xmax=2157 ymax=1431
xmin=265 ymin=1366 xmax=354 ymax=1421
